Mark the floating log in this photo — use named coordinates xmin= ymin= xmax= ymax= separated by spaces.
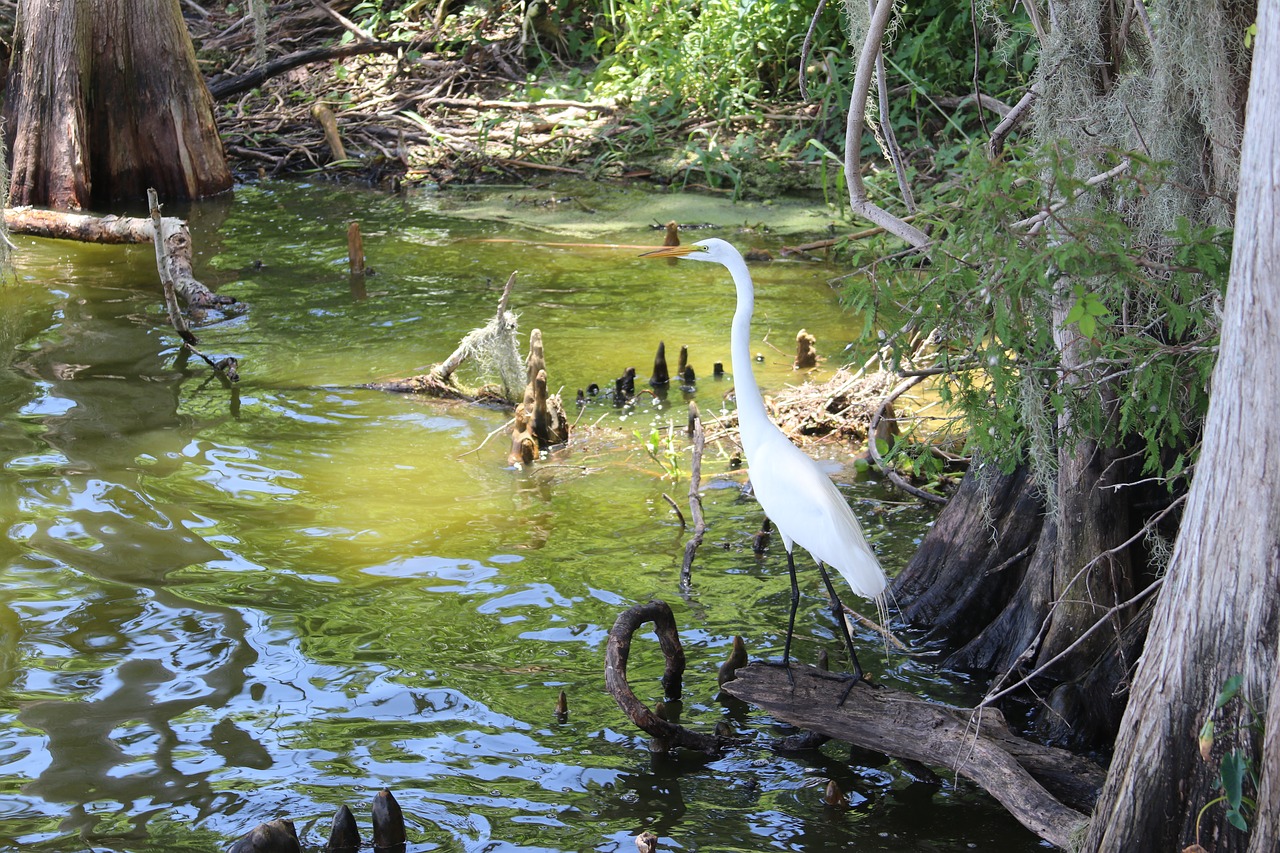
xmin=5 ymin=205 xmax=233 ymax=309
xmin=650 ymin=341 xmax=670 ymax=387
xmin=325 ymin=805 xmax=360 ymax=853
xmin=227 ymin=819 xmax=301 ymax=853
xmin=794 ymin=329 xmax=817 ymax=369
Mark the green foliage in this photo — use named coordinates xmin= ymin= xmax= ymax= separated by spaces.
xmin=869 ymin=143 xmax=1231 ymax=484
xmin=636 ymin=424 xmax=683 ymax=481
xmin=1196 ymin=675 xmax=1262 ymax=840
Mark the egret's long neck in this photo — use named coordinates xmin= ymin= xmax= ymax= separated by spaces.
xmin=726 ymin=255 xmax=771 ymax=454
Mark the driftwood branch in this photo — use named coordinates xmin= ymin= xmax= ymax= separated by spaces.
xmin=604 ymin=601 xmax=733 ymax=755
xmin=722 ymin=662 xmax=1097 ymax=849
xmin=844 ymin=0 xmax=930 ymax=248
xmin=4 ymin=206 xmax=233 ymax=309
xmin=680 ymin=406 xmax=708 ymax=588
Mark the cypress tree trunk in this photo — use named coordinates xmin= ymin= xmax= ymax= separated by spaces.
xmin=4 ymin=0 xmax=232 ymax=209
xmin=1085 ymin=4 xmax=1280 ymax=845
xmin=892 ymin=0 xmax=1254 ymax=753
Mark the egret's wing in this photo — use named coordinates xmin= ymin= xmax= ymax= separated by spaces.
xmin=746 ymin=434 xmax=887 ymax=600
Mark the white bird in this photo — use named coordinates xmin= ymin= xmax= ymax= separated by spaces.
xmin=643 ymin=238 xmax=888 ymax=681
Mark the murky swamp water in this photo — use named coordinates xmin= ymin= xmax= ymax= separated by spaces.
xmin=0 ymin=181 xmax=1045 ymax=852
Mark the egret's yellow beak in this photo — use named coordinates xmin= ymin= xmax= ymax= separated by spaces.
xmin=639 ymin=245 xmax=700 ymax=258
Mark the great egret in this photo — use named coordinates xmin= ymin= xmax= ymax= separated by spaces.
xmin=642 ymin=238 xmax=888 ymax=681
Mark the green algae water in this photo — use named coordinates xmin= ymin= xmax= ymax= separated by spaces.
xmin=0 ymin=181 xmax=1042 ymax=852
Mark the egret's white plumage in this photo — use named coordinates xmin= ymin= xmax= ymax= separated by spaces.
xmin=643 ymin=237 xmax=887 ymax=675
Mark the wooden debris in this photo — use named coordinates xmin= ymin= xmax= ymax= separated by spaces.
xmin=679 ymin=406 xmax=708 ymax=587
xmin=372 ymin=271 xmax=519 ymax=405
xmin=635 ymin=831 xmax=659 ymax=853
xmin=312 ymin=103 xmax=348 ymax=161
xmin=604 ymin=600 xmax=733 ymax=755
xmin=5 ymin=205 xmax=233 ymax=309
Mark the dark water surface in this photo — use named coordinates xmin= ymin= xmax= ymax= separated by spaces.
xmin=0 ymin=182 xmax=1044 ymax=851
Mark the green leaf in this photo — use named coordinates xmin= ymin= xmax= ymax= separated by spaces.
xmin=1078 ymin=314 xmax=1097 ymax=338
xmin=1216 ymin=674 xmax=1244 ymax=709
xmin=1221 ymin=750 xmax=1246 ymax=810
xmin=1064 ymin=301 xmax=1086 ymax=325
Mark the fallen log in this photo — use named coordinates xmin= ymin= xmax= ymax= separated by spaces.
xmin=5 ymin=206 xmax=233 ymax=309
xmin=721 ymin=662 xmax=1098 ymax=849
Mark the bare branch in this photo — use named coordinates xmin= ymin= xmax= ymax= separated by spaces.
xmin=844 ymin=0 xmax=930 ymax=248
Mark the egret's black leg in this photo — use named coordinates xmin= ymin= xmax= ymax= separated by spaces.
xmin=782 ymin=548 xmax=801 ymax=668
xmin=816 ymin=561 xmax=864 ymax=684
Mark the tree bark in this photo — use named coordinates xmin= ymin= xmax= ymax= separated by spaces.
xmin=1084 ymin=4 xmax=1280 ymax=847
xmin=4 ymin=0 xmax=232 ymax=209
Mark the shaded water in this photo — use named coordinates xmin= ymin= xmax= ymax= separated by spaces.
xmin=0 ymin=182 xmax=1043 ymax=852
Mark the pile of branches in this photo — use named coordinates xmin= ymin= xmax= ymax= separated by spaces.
xmin=701 ymin=368 xmax=901 ymax=449
xmin=185 ymin=0 xmax=627 ymax=186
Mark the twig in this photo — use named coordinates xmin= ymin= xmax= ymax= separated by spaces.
xmin=455 ymin=417 xmax=516 ymax=459
xmin=1012 ymin=158 xmax=1132 ymax=234
xmin=988 ymin=82 xmax=1041 ymax=159
xmin=662 ymin=493 xmax=686 ymax=528
xmin=308 ymin=0 xmax=377 ymax=42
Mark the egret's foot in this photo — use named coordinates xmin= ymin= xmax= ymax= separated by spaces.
xmin=761 ymin=658 xmax=797 ymax=690
xmin=810 ymin=669 xmax=872 ymax=706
